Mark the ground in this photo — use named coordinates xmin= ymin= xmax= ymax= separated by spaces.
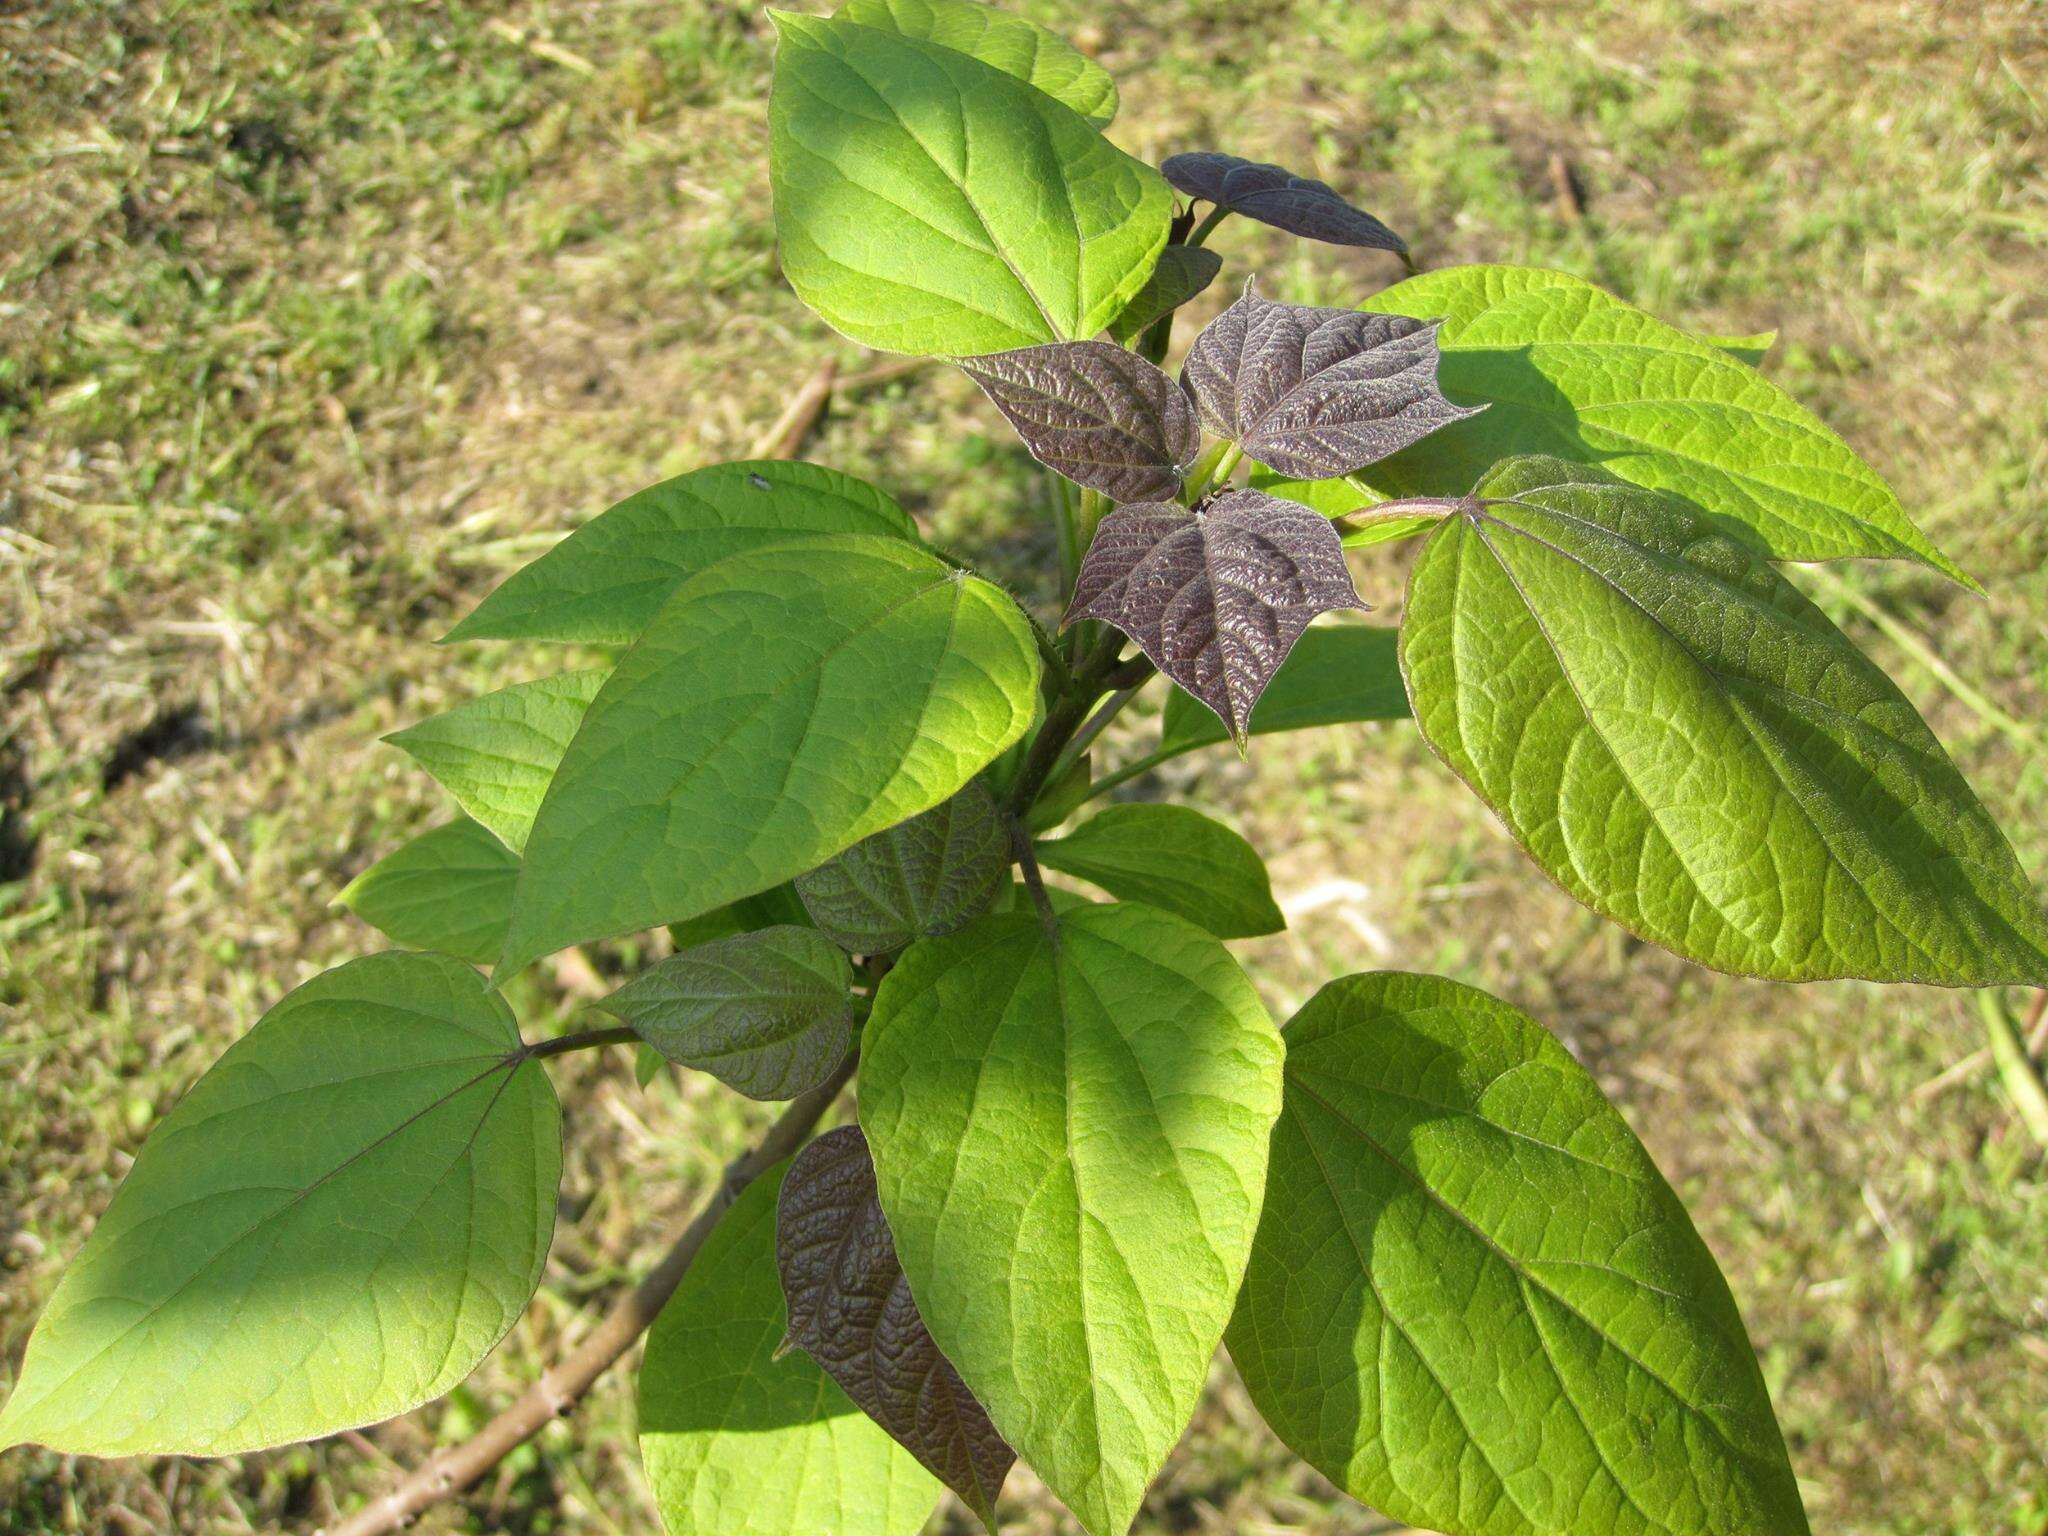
xmin=2 ymin=0 xmax=2046 ymax=1531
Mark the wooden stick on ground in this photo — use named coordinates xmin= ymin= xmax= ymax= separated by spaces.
xmin=324 ymin=1056 xmax=856 ymax=1536
xmin=747 ymin=358 xmax=838 ymax=460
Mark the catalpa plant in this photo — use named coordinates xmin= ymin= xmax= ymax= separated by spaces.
xmin=6 ymin=5 xmax=2044 ymax=1536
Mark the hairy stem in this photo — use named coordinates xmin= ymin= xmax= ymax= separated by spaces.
xmin=328 ymin=1054 xmax=858 ymax=1536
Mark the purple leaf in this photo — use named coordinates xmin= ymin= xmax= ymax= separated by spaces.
xmin=1183 ymin=282 xmax=1484 ymax=479
xmin=1162 ymin=150 xmax=1406 ymax=252
xmin=776 ymin=1126 xmax=1015 ymax=1529
xmin=960 ymin=339 xmax=1200 ymax=502
xmin=1065 ymin=489 xmax=1364 ymax=744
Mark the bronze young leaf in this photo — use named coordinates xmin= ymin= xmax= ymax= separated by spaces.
xmin=1183 ymin=282 xmax=1482 ymax=479
xmin=776 ymin=1126 xmax=1015 ymax=1529
xmin=1162 ymin=150 xmax=1407 ymax=253
xmin=959 ymin=339 xmax=1200 ymax=502
xmin=1065 ymin=489 xmax=1363 ymax=744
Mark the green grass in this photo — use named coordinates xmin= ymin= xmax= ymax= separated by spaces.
xmin=4 ymin=1 xmax=2047 ymax=1532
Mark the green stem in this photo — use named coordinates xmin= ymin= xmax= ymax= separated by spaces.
xmin=1050 ymin=470 xmax=1079 ymax=597
xmin=1005 ymin=627 xmax=1128 ymax=815
xmin=1186 ymin=203 xmax=1231 ymax=248
xmin=1083 ymin=745 xmax=1179 ymax=802
xmin=1185 ymin=442 xmax=1243 ymax=503
xmin=1046 ymin=682 xmax=1146 ymax=788
xmin=1977 ymin=990 xmax=2048 ymax=1150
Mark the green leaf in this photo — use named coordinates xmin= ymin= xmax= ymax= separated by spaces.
xmin=445 ymin=461 xmax=919 ymax=646
xmin=501 ymin=535 xmax=1039 ymax=975
xmin=0 ymin=953 xmax=559 ymax=1457
xmin=1401 ymin=456 xmax=2048 ymax=985
xmin=338 ymin=816 xmax=519 ymax=965
xmin=860 ymin=904 xmax=1284 ymax=1536
xmin=838 ymin=0 xmax=1117 ymax=125
xmin=794 ymin=779 xmax=1009 ymax=953
xmin=770 ymin=11 xmax=1170 ymax=356
xmin=1158 ymin=621 xmax=1409 ymax=756
xmin=639 ymin=1163 xmax=943 ymax=1536
xmin=601 ymin=927 xmax=856 ymax=1101
xmin=668 ymin=884 xmax=813 ymax=951
xmin=1036 ymin=804 xmax=1283 ymax=939
xmin=388 ymin=669 xmax=606 ymax=852
xmin=1105 ymin=244 xmax=1221 ymax=344
xmin=636 ymin=1041 xmax=667 ymax=1087
xmin=1245 ymin=465 xmax=1439 ymax=549
xmin=1227 ymin=970 xmax=1810 ymax=1536
xmin=1359 ymin=265 xmax=1972 ymax=586
xmin=1704 ymin=329 xmax=1776 ymax=366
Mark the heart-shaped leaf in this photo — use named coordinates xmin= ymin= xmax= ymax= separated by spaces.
xmin=388 ymin=669 xmax=606 ymax=852
xmin=771 ymin=13 xmax=1169 ymax=355
xmin=795 ymin=779 xmax=1009 ymax=953
xmin=499 ymin=534 xmax=1039 ymax=975
xmin=640 ymin=1164 xmax=943 ymax=1536
xmin=1402 ymin=456 xmax=2048 ymax=984
xmin=1162 ymin=151 xmax=1406 ymax=252
xmin=445 ymin=461 xmax=919 ymax=646
xmin=601 ymin=927 xmax=857 ymax=1101
xmin=1228 ymin=971 xmax=1811 ymax=1536
xmin=860 ymin=903 xmax=1284 ymax=1536
xmin=339 ymin=816 xmax=519 ymax=965
xmin=838 ymin=0 xmax=1117 ymax=125
xmin=777 ymin=1126 xmax=1015 ymax=1528
xmin=1066 ymin=488 xmax=1363 ymax=745
xmin=961 ymin=340 xmax=1200 ymax=502
xmin=0 ymin=953 xmax=560 ymax=1456
xmin=1106 ymin=243 xmax=1222 ymax=344
xmin=1183 ymin=282 xmax=1481 ymax=479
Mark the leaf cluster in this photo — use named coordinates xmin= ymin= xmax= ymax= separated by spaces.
xmin=5 ymin=9 xmax=2044 ymax=1536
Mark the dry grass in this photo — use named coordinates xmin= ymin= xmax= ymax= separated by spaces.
xmin=3 ymin=1 xmax=2046 ymax=1532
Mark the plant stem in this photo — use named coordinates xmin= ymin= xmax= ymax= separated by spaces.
xmin=1186 ymin=203 xmax=1231 ymax=248
xmin=1050 ymin=684 xmax=1146 ymax=784
xmin=1082 ymin=744 xmax=1179 ymax=802
xmin=1184 ymin=442 xmax=1243 ymax=502
xmin=1050 ymin=470 xmax=1079 ymax=597
xmin=1009 ymin=819 xmax=1058 ymax=926
xmin=1977 ymin=990 xmax=2048 ymax=1151
xmin=1005 ymin=627 xmax=1128 ymax=815
xmin=521 ymin=1025 xmax=636 ymax=1061
xmin=329 ymin=1053 xmax=858 ymax=1536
